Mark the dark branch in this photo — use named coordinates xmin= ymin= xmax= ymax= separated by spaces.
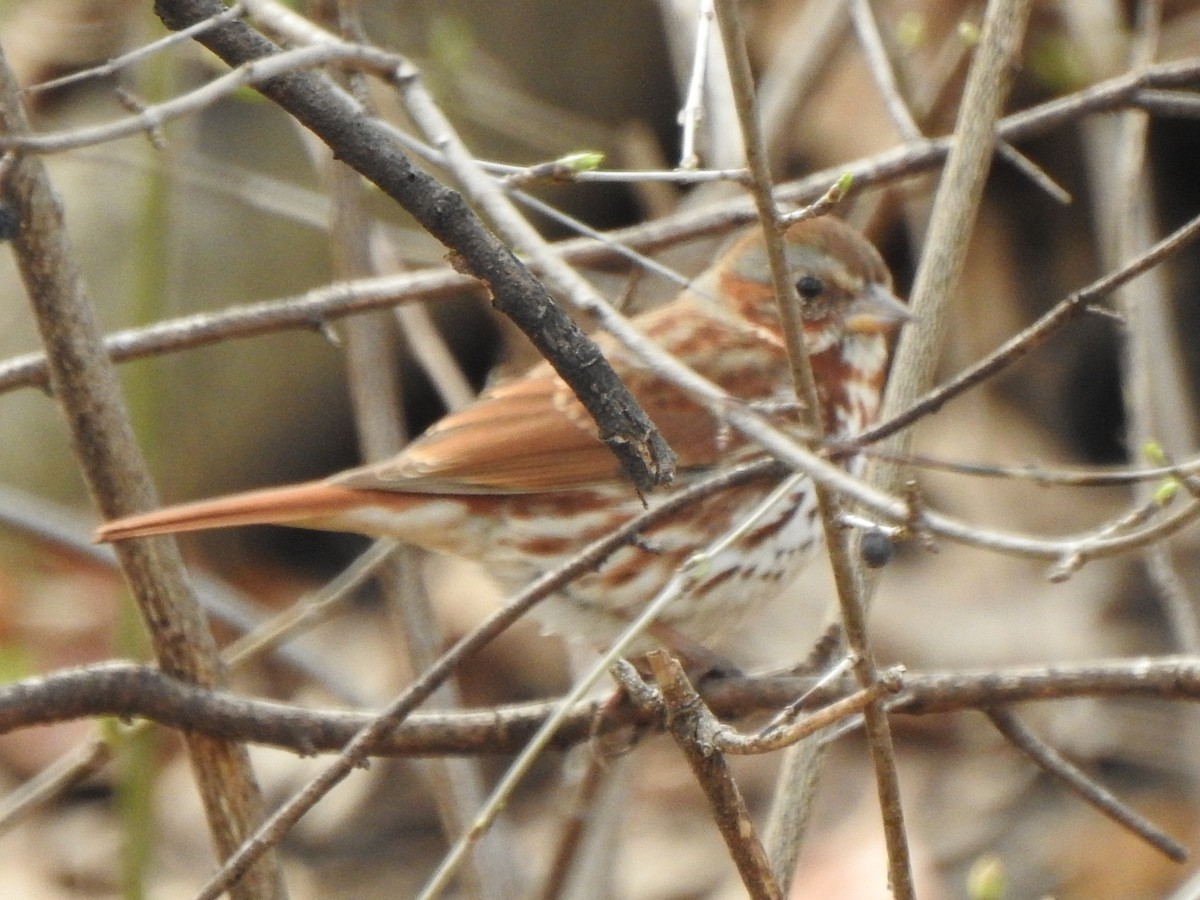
xmin=152 ymin=0 xmax=675 ymax=491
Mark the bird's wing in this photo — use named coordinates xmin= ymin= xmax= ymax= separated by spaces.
xmin=334 ymin=308 xmax=788 ymax=495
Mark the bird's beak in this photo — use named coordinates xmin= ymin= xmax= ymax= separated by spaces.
xmin=844 ymin=283 xmax=912 ymax=334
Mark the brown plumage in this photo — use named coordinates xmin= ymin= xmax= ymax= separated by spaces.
xmin=96 ymin=218 xmax=907 ymax=648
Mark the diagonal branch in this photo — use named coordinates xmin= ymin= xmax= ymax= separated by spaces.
xmin=0 ymin=41 xmax=285 ymax=900
xmin=985 ymin=707 xmax=1186 ymax=862
xmin=152 ymin=0 xmax=675 ymax=493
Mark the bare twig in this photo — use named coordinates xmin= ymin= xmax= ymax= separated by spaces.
xmin=646 ymin=651 xmax=782 ymax=900
xmin=0 ymin=738 xmax=114 ymax=834
xmin=677 ymin=0 xmax=718 ymax=169
xmin=153 ymin=0 xmax=675 ymax=493
xmin=499 ymin=160 xmax=749 ymax=185
xmin=712 ymin=0 xmax=914 ymax=892
xmin=0 ymin=482 xmax=363 ymax=697
xmin=1134 ymin=88 xmax=1200 ymax=117
xmin=389 ymin=286 xmax=476 ymax=413
xmin=986 ymin=707 xmax=1187 ymax=862
xmin=4 ymin=42 xmax=401 ymax=153
xmin=221 ymin=539 xmax=396 ymax=667
xmin=849 ymin=0 xmax=922 ymax=141
xmin=848 ymin=447 xmax=1200 ymax=487
xmin=857 ymin=207 xmax=1200 ymax=447
xmin=21 ymin=2 xmax=248 ymax=96
xmin=0 ymin=268 xmax=482 ymax=395
xmin=11 ymin=656 xmax=1200 ymax=757
xmin=0 ymin=44 xmax=285 ymax=900
xmin=1110 ymin=0 xmax=1200 ymax=654
xmin=716 ymin=667 xmax=905 ymax=756
xmin=775 ymin=174 xmax=855 ymax=227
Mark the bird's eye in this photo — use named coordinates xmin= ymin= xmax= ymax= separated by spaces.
xmin=795 ymin=274 xmax=824 ymax=299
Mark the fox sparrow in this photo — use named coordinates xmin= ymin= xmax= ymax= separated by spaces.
xmin=96 ymin=218 xmax=907 ymax=650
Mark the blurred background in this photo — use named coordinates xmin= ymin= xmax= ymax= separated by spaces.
xmin=0 ymin=0 xmax=1199 ymax=897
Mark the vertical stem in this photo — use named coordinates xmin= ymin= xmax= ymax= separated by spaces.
xmin=874 ymin=0 xmax=1034 ymax=445
xmin=0 ymin=46 xmax=285 ymax=900
xmin=863 ymin=0 xmax=1033 ymax=881
xmin=315 ymin=9 xmax=514 ymax=886
xmin=712 ymin=1 xmax=914 ymax=895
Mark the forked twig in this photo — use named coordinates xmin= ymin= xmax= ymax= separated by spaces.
xmin=643 ymin=652 xmax=782 ymax=900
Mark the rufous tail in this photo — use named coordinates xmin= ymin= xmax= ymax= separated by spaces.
xmin=94 ymin=481 xmax=376 ymax=542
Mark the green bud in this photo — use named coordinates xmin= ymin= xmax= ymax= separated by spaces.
xmin=557 ymin=151 xmax=605 ymax=173
xmin=966 ymin=854 xmax=1006 ymax=900
xmin=958 ymin=21 xmax=982 ymax=47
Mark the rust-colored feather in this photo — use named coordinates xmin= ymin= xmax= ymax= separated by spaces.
xmin=337 ymin=366 xmax=615 ymax=493
xmin=93 ymin=482 xmax=418 ymax=542
xmin=335 ymin=294 xmax=794 ymax=495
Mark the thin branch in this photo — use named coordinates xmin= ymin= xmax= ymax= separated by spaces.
xmin=0 ymin=268 xmax=480 ymax=395
xmin=509 ymin=188 xmax=702 ymax=293
xmin=4 ymin=41 xmax=403 ymax=153
xmin=1111 ymin=0 xmax=1200 ymax=656
xmin=645 ymin=652 xmax=782 ymax=900
xmin=223 ymin=539 xmax=395 ymax=666
xmin=385 ymin=241 xmax=477 ymax=414
xmin=0 ymin=738 xmax=114 ymax=834
xmin=9 ymin=656 xmax=1200 ymax=756
xmin=499 ymin=161 xmax=750 ymax=185
xmin=1134 ymin=88 xmax=1200 ymax=117
xmin=0 ymin=482 xmax=363 ymax=699
xmin=848 ymin=448 xmax=1200 ymax=488
xmin=152 ymin=0 xmax=674 ymax=493
xmin=850 ymin=0 xmax=922 ymax=140
xmin=394 ymin=306 xmax=475 ymax=409
xmin=0 ymin=44 xmax=285 ymax=900
xmin=22 ymin=3 xmax=248 ymax=96
xmin=712 ymin=0 xmax=913 ymax=892
xmin=857 ymin=206 xmax=1200 ymax=447
xmin=715 ymin=667 xmax=905 ymax=755
xmin=985 ymin=707 xmax=1187 ymax=862
xmin=677 ymin=0 xmax=717 ymax=169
